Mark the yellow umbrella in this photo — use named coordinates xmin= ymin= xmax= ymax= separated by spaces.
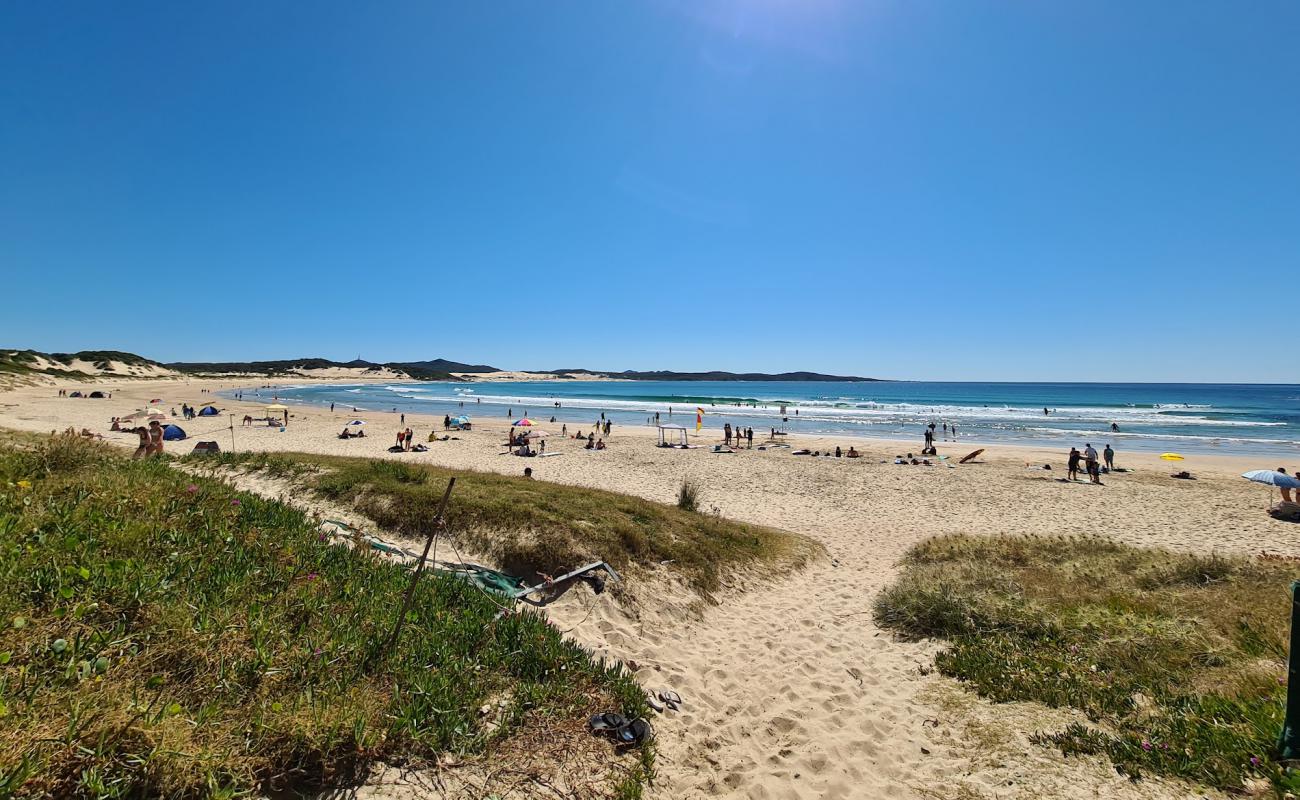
xmin=1160 ymin=453 xmax=1184 ymax=462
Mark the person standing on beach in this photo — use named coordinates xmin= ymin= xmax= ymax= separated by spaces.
xmin=724 ymin=423 xmax=732 ymax=446
xmin=1067 ymin=447 xmax=1081 ymax=480
xmin=396 ymin=430 xmax=405 ymax=449
xmin=331 ymin=402 xmax=335 ymax=413
xmin=747 ymin=427 xmax=753 ymax=448
xmin=1083 ymin=443 xmax=1099 ymax=482
xmin=133 ymin=425 xmax=150 ymax=459
xmin=1104 ymin=444 xmax=1115 ymax=471
xmin=400 ymin=413 xmax=405 ymax=426
xmin=404 ymin=428 xmax=413 ymax=450
xmin=147 ymin=420 xmax=164 ymax=457
xmin=951 ymin=423 xmax=958 ymax=440
xmin=923 ymin=426 xmax=934 ymax=454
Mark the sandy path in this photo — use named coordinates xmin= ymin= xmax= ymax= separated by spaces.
xmin=4 ymin=378 xmax=1292 ymax=799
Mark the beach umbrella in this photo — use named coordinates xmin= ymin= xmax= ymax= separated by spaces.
xmin=265 ymin=404 xmax=289 ymax=412
xmin=1242 ymin=470 xmax=1300 ymax=489
xmin=512 ymin=418 xmax=533 ymax=426
xmin=347 ymin=419 xmax=366 ymax=426
xmin=524 ymin=430 xmax=549 ymax=440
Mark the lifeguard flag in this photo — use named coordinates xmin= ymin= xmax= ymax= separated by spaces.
xmin=696 ymin=407 xmax=704 ymax=432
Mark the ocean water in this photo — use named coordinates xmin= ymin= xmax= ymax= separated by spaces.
xmin=227 ymin=381 xmax=1300 ymax=457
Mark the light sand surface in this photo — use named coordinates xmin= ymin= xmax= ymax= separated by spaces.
xmin=5 ymin=378 xmax=1297 ymax=799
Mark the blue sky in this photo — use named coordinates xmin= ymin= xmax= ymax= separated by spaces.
xmin=2 ymin=1 xmax=1297 ymax=381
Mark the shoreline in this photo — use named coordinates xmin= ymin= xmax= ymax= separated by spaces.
xmin=220 ymin=379 xmax=1300 ymax=460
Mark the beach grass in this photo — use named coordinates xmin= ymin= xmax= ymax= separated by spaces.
xmin=197 ymin=451 xmax=817 ymax=598
xmin=0 ymin=435 xmax=651 ymax=797
xmin=874 ymin=533 xmax=1300 ymax=793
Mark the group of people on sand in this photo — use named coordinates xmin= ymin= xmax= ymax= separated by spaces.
xmin=724 ymin=423 xmax=754 ymax=448
xmin=1067 ymin=443 xmax=1115 ymax=484
xmin=132 ymin=420 xmax=165 ymax=459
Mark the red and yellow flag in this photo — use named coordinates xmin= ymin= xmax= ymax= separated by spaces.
xmin=696 ymin=407 xmax=704 ymax=432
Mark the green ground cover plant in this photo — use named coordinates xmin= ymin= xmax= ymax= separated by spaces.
xmin=874 ymin=533 xmax=1300 ymax=793
xmin=201 ymin=451 xmax=817 ymax=598
xmin=0 ymin=435 xmax=651 ymax=798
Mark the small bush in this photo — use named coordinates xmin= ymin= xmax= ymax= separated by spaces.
xmin=676 ymin=478 xmax=700 ymax=513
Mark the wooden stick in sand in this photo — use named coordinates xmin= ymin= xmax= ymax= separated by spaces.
xmin=383 ymin=476 xmax=457 ymax=656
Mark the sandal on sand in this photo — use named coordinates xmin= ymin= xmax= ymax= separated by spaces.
xmin=588 ymin=712 xmax=629 ymax=733
xmin=615 ymin=718 xmax=653 ymax=746
xmin=646 ymin=692 xmax=665 ymax=713
xmin=657 ymin=689 xmax=682 ymax=711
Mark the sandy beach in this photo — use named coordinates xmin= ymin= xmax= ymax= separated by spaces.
xmin=3 ymin=376 xmax=1295 ymax=800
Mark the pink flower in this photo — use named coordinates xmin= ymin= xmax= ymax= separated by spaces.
xmin=186 ymin=484 xmax=198 ymax=494
xmin=306 ymin=573 xmax=318 ymax=581
xmin=231 ymin=499 xmax=240 ymax=506
xmin=1250 ymin=756 xmax=1261 ymax=767
xmin=1141 ymin=740 xmax=1152 ymax=752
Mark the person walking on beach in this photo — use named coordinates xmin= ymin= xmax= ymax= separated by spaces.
xmin=1104 ymin=444 xmax=1115 ymax=472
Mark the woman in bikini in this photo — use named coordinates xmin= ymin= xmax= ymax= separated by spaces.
xmin=147 ymin=420 xmax=164 ymax=457
xmin=133 ymin=425 xmax=150 ymax=459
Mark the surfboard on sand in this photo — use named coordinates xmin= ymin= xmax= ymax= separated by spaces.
xmin=959 ymin=449 xmax=985 ymax=464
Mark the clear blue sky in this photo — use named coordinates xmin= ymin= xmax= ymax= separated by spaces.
xmin=2 ymin=2 xmax=1297 ymax=381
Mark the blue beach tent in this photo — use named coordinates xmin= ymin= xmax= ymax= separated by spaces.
xmin=162 ymin=424 xmax=187 ymax=441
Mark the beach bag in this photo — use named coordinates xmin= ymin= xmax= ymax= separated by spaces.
xmin=1269 ymin=502 xmax=1300 ymax=522
xmin=190 ymin=441 xmax=221 ymax=455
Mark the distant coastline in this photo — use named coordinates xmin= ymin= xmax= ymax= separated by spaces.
xmin=2 ymin=348 xmax=878 ymax=384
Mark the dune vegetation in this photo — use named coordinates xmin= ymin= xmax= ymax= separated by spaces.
xmin=196 ymin=451 xmax=818 ymax=599
xmin=0 ymin=435 xmax=653 ymax=798
xmin=875 ymin=533 xmax=1300 ymax=793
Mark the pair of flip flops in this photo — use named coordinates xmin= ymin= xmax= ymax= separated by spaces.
xmin=646 ymin=688 xmax=682 ymax=713
xmin=588 ymin=713 xmax=653 ymax=746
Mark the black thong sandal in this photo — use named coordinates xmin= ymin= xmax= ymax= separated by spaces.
xmin=615 ymin=718 xmax=653 ymax=747
xmin=588 ymin=712 xmax=629 ymax=734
